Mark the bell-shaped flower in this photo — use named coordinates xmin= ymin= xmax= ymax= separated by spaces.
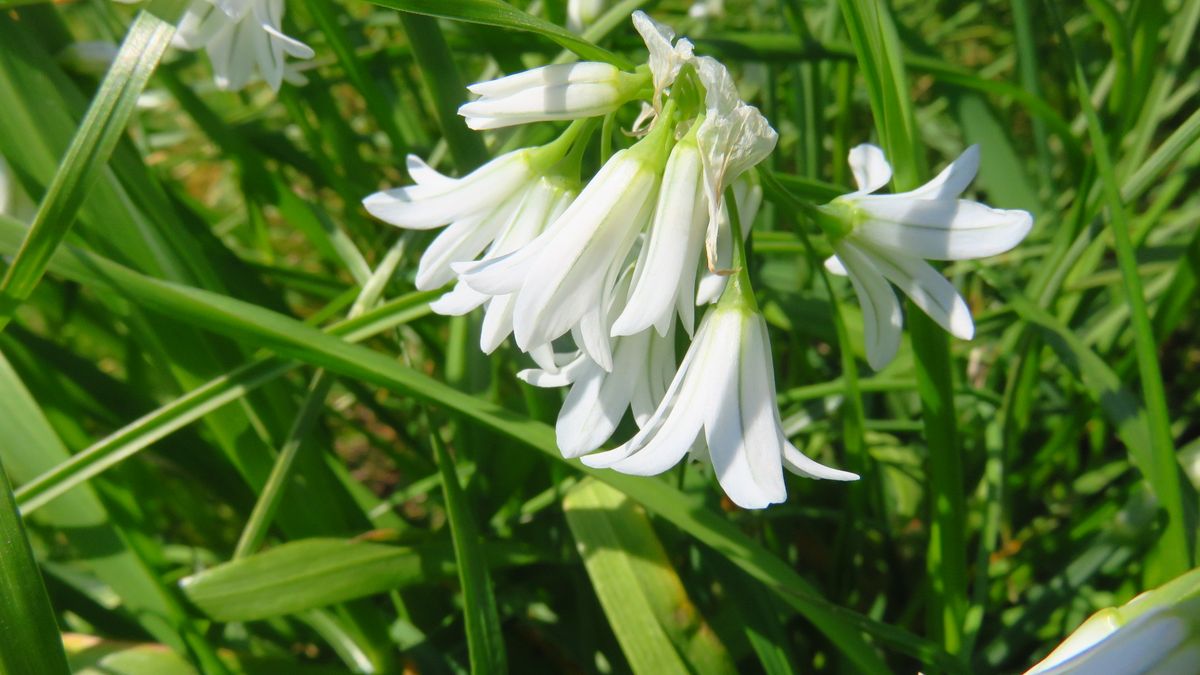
xmin=428 ymin=176 xmax=577 ymax=352
xmin=458 ymin=116 xmax=674 ymax=371
xmin=610 ymin=120 xmax=706 ymax=338
xmin=582 ymin=280 xmax=857 ymax=509
xmin=1025 ymin=568 xmax=1200 ymax=674
xmin=518 ymin=270 xmax=676 ymax=457
xmin=819 ymin=144 xmax=1033 ymax=370
xmin=631 ymin=10 xmax=694 ymax=111
xmin=692 ymin=56 xmax=778 ymax=270
xmin=174 ymin=0 xmax=314 ymax=91
xmin=458 ymin=62 xmax=646 ymax=131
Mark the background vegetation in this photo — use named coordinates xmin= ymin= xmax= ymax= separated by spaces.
xmin=0 ymin=0 xmax=1198 ymax=673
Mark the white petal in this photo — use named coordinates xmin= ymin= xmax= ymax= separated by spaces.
xmin=429 ymin=281 xmax=489 ymax=316
xmin=362 ymin=151 xmax=531 ymax=229
xmin=459 ymin=82 xmax=627 ymax=122
xmin=903 ymin=145 xmax=979 ymax=201
xmin=854 ymin=197 xmax=1034 ymax=261
xmin=466 ymin=62 xmax=620 ymax=97
xmin=737 ymin=316 xmax=788 ymax=495
xmin=405 ymin=154 xmax=456 ymax=188
xmin=824 ymin=255 xmax=848 ymax=276
xmin=415 ymin=204 xmax=513 ymax=290
xmin=781 ymin=443 xmax=860 ymax=481
xmin=611 ymin=138 xmax=705 ymax=337
xmin=556 ymin=334 xmax=648 ymax=457
xmin=582 ymin=312 xmax=714 ymax=470
xmin=847 ymin=143 xmax=892 ymax=194
xmin=835 ymin=242 xmax=903 ymax=371
xmin=511 ymin=154 xmax=654 ymax=351
xmin=858 ymin=241 xmax=974 ymax=340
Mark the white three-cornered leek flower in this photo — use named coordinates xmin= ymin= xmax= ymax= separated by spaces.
xmin=459 ymin=62 xmax=646 ymax=131
xmin=1025 ymin=568 xmax=1200 ymax=675
xmin=174 ymin=0 xmax=314 ymax=91
xmin=583 ymin=275 xmax=857 ymax=509
xmin=518 ymin=271 xmax=676 ymax=458
xmin=819 ymin=144 xmax=1033 ymax=370
xmin=458 ymin=112 xmax=675 ymax=371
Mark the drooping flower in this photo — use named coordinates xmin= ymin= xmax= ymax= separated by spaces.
xmin=518 ymin=270 xmax=676 ymax=457
xmin=428 ymin=176 xmax=577 ymax=354
xmin=582 ymin=276 xmax=857 ymax=509
xmin=458 ymin=114 xmax=675 ymax=371
xmin=819 ymin=144 xmax=1033 ymax=370
xmin=1025 ymin=568 xmax=1200 ymax=674
xmin=174 ymin=0 xmax=314 ymax=91
xmin=458 ymin=62 xmax=647 ymax=131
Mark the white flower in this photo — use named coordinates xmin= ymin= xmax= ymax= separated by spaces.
xmin=363 ymin=149 xmax=541 ymax=236
xmin=567 ymin=0 xmax=606 ymax=33
xmin=428 ymin=176 xmax=577 ymax=354
xmin=610 ymin=120 xmax=706 ymax=338
xmin=1025 ymin=571 xmax=1200 ymax=675
xmin=631 ymin=10 xmax=694 ymax=112
xmin=692 ymin=56 xmax=778 ymax=270
xmin=582 ymin=299 xmax=857 ymax=509
xmin=820 ymin=144 xmax=1033 ymax=370
xmin=174 ymin=0 xmax=314 ymax=91
xmin=458 ymin=62 xmax=645 ymax=131
xmin=458 ymin=120 xmax=674 ymax=371
xmin=518 ymin=270 xmax=676 ymax=457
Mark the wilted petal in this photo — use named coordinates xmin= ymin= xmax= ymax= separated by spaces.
xmin=631 ymin=10 xmax=693 ymax=108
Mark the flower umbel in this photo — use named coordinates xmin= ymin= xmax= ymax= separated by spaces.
xmin=819 ymin=144 xmax=1033 ymax=370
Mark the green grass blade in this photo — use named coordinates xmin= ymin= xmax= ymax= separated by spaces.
xmin=432 ymin=432 xmax=508 ymax=675
xmin=0 ymin=214 xmax=938 ymax=671
xmin=401 ymin=13 xmax=490 ymax=169
xmin=364 ymin=0 xmax=631 ymax=67
xmin=837 ymin=0 xmax=967 ymax=656
xmin=180 ymin=538 xmax=538 ymax=622
xmin=13 ymin=289 xmax=436 ymax=515
xmin=564 ymin=478 xmax=735 ymax=675
xmin=0 ymin=10 xmax=173 ymax=330
xmin=0 ymin=458 xmax=71 ymax=675
xmin=1051 ymin=3 xmax=1194 ymax=582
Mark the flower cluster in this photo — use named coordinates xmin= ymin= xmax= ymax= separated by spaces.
xmin=364 ymin=11 xmax=1032 ymax=508
xmin=365 ymin=12 xmax=860 ymax=508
